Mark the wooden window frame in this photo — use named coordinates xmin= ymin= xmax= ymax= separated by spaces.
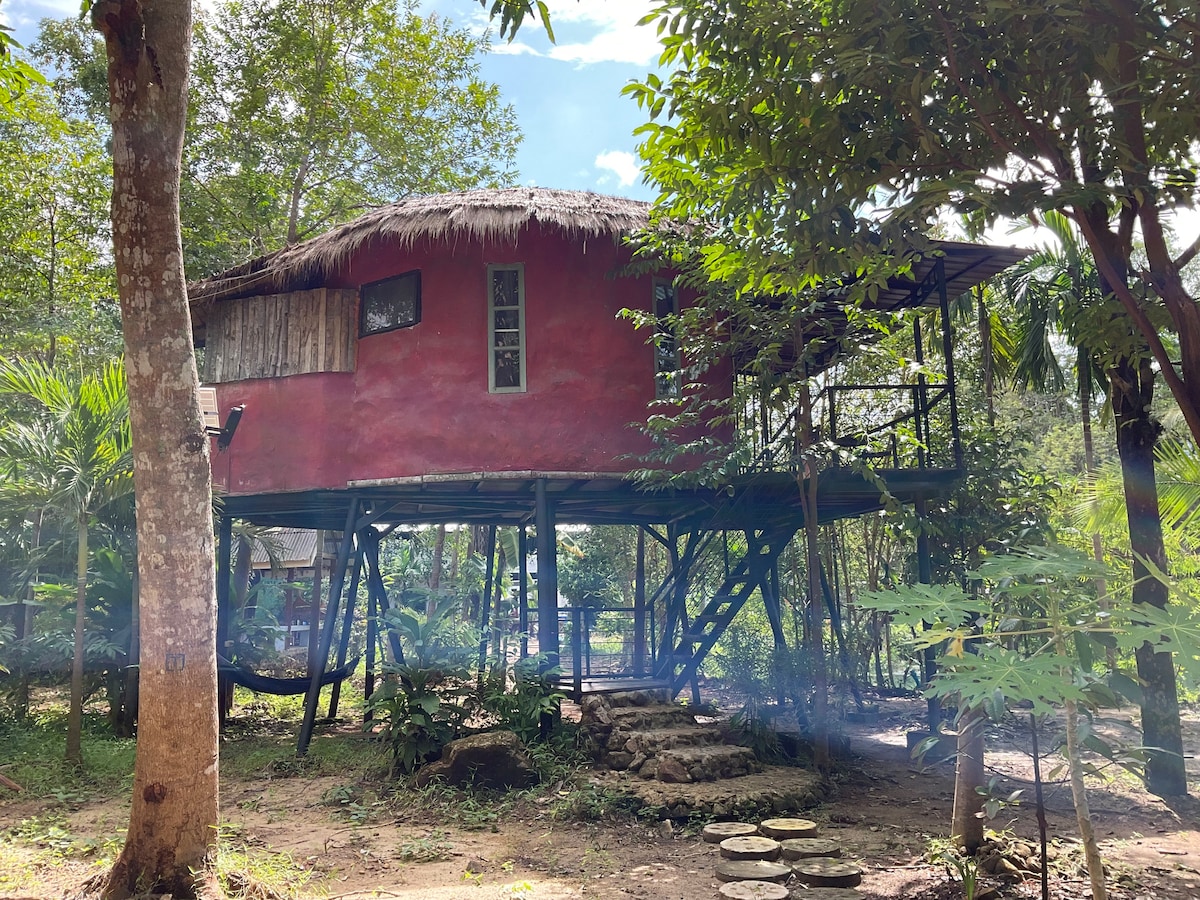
xmin=653 ymin=278 xmax=681 ymax=400
xmin=359 ymin=270 xmax=421 ymax=337
xmin=488 ymin=263 xmax=526 ymax=393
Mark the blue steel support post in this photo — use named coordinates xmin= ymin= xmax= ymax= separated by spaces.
xmin=216 ymin=514 xmax=232 ymax=728
xmin=297 ymin=499 xmax=359 ymax=756
xmin=326 ymin=538 xmax=364 ymax=718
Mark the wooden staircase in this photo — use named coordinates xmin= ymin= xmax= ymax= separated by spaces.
xmin=658 ymin=527 xmax=796 ymax=697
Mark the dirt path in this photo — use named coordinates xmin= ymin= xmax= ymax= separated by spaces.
xmin=2 ymin=698 xmax=1197 ymax=899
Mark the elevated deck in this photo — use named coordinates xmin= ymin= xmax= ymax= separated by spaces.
xmin=220 ymin=466 xmax=962 ymax=533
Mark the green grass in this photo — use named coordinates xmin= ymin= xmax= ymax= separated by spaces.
xmin=0 ymin=715 xmax=135 ymax=803
xmin=216 ymin=835 xmax=319 ymax=900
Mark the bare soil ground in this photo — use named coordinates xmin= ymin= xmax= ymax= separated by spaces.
xmin=1 ymin=697 xmax=1197 ymax=900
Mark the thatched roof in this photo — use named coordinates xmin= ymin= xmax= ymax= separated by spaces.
xmin=189 ymin=188 xmax=651 ymax=305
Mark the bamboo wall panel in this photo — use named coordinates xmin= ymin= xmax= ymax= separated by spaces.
xmin=202 ymin=288 xmax=358 ymax=382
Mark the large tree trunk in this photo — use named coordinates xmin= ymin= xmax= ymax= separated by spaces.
xmin=1110 ymin=357 xmax=1187 ymax=797
xmin=92 ymin=0 xmax=221 ymax=895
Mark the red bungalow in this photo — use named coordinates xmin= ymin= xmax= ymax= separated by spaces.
xmin=192 ymin=188 xmax=699 ymax=494
xmin=190 ymin=187 xmax=1026 ymax=751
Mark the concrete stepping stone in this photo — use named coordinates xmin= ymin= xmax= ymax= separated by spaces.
xmin=790 ymin=858 xmax=863 ymax=888
xmin=785 ymin=889 xmax=865 ymax=900
xmin=759 ymin=817 xmax=820 ymax=839
xmin=703 ymin=822 xmax=759 ymax=843
xmin=779 ymin=838 xmax=842 ymax=860
xmin=719 ymin=881 xmax=789 ymax=900
xmin=715 ymin=860 xmax=791 ymax=883
xmin=720 ymin=836 xmax=781 ymax=861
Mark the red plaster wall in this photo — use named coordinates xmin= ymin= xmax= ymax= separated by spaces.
xmin=211 ymin=224 xmax=727 ymax=495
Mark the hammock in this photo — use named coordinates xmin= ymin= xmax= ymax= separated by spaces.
xmin=218 ymin=655 xmax=361 ymax=696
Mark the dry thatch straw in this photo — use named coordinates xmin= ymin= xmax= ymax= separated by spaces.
xmin=189 ymin=188 xmax=651 ymax=306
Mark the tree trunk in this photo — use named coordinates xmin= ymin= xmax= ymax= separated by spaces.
xmin=14 ymin=509 xmax=44 ymax=720
xmin=116 ymin=563 xmax=140 ymax=738
xmin=950 ymin=708 xmax=986 ymax=853
xmin=93 ymin=0 xmax=221 ymax=894
xmin=796 ymin=379 xmax=830 ymax=770
xmin=66 ymin=515 xmax=89 ymax=769
xmin=1110 ymin=357 xmax=1188 ymax=797
xmin=427 ymin=524 xmax=446 ymax=618
xmin=1079 ymin=360 xmax=1115 ymax=673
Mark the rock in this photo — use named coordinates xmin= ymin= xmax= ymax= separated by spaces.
xmin=413 ymin=731 xmax=537 ymax=790
xmin=719 ymin=836 xmax=782 ymax=861
xmin=606 ymin=751 xmax=634 ymax=770
xmin=702 ymin=822 xmax=759 ymax=844
xmin=994 ymin=857 xmax=1023 ymax=878
xmin=719 ymin=881 xmax=789 ymax=900
xmin=790 ymin=858 xmax=863 ymax=889
xmin=780 ymin=838 xmax=841 ymax=860
xmin=715 ymin=860 xmax=791 ymax=884
xmin=657 ymin=756 xmax=691 ymax=784
xmin=759 ymin=817 xmax=820 ymax=839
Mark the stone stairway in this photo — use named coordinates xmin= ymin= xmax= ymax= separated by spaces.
xmin=580 ymin=691 xmax=829 ymax=820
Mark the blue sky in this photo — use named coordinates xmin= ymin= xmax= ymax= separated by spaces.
xmin=428 ymin=0 xmax=663 ymax=201
xmin=3 ymin=0 xmax=664 ymax=201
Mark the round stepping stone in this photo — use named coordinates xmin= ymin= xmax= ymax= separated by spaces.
xmin=759 ymin=817 xmax=820 ymax=839
xmin=791 ymin=858 xmax=863 ymax=889
xmin=780 ymin=838 xmax=842 ymax=860
xmin=720 ymin=836 xmax=782 ymax=861
xmin=715 ymin=860 xmax=791 ymax=884
xmin=786 ymin=890 xmax=865 ymax=900
xmin=719 ymin=882 xmax=789 ymax=900
xmin=703 ymin=822 xmax=760 ymax=844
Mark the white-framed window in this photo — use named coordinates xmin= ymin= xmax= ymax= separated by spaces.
xmin=488 ymin=264 xmax=526 ymax=393
xmin=653 ymin=278 xmax=681 ymax=399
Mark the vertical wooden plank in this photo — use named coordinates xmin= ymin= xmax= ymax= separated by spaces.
xmin=318 ymin=288 xmax=328 ymax=372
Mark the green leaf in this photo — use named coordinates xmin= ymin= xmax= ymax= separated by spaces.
xmin=929 ymin=645 xmax=1087 ymax=717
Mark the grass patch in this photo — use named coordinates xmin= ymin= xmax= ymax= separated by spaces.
xmin=216 ymin=839 xmax=319 ymax=900
xmin=396 ymin=829 xmax=454 ymax=862
xmin=0 ymin=717 xmax=135 ymax=804
xmin=221 ymin=729 xmax=387 ymax=781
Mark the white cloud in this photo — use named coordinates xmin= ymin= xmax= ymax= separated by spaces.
xmin=490 ymin=40 xmax=544 ymax=58
xmin=479 ymin=0 xmax=660 ymax=67
xmin=594 ymin=150 xmax=641 ymax=188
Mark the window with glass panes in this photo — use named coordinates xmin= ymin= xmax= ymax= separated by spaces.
xmin=360 ymin=270 xmax=420 ymax=336
xmin=488 ymin=264 xmax=525 ymax=392
xmin=654 ymin=279 xmax=680 ymax=399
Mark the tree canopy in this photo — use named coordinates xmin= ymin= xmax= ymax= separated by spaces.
xmin=33 ymin=0 xmax=523 ymax=277
xmin=628 ymin=0 xmax=1200 ymax=441
xmin=185 ymin=0 xmax=521 ymax=274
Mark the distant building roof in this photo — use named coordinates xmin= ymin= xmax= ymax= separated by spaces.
xmin=250 ymin=528 xmax=321 ymax=570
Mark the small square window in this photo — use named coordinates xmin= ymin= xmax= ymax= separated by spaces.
xmin=360 ymin=270 xmax=421 ymax=336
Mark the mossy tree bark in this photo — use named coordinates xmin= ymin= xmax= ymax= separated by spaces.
xmin=92 ymin=0 xmax=221 ymax=895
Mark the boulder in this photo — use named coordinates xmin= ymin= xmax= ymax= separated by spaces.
xmin=413 ymin=730 xmax=538 ymax=790
xmin=656 ymin=756 xmax=692 ymax=784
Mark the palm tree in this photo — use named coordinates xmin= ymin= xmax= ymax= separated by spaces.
xmin=0 ymin=358 xmax=131 ymax=767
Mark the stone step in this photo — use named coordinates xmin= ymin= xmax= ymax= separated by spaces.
xmin=652 ymin=743 xmax=761 ymax=782
xmin=618 ymin=725 xmax=725 ymax=753
xmin=600 ymin=764 xmax=828 ymax=821
xmin=607 ymin=704 xmax=699 ymax=730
